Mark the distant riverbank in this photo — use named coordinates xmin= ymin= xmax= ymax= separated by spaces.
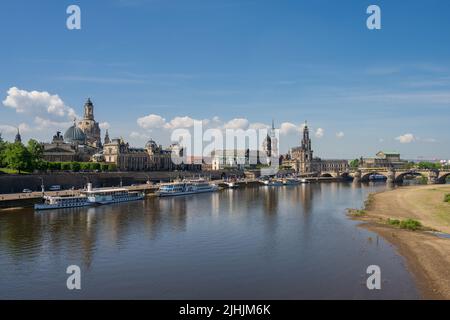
xmin=350 ymin=184 xmax=450 ymax=299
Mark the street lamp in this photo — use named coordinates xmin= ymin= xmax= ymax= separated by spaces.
xmin=39 ymin=176 xmax=44 ymax=195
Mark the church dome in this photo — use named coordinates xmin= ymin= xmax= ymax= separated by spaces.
xmin=145 ymin=139 xmax=158 ymax=150
xmin=64 ymin=124 xmax=86 ymax=144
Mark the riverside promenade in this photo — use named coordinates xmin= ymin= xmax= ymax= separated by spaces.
xmin=0 ymin=176 xmax=346 ymax=210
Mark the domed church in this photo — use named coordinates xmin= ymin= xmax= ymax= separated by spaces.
xmin=77 ymin=98 xmax=102 ymax=148
xmin=41 ymin=99 xmax=103 ymax=163
xmin=64 ymin=120 xmax=87 ymax=145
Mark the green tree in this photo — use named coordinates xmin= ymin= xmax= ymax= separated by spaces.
xmin=61 ymin=162 xmax=71 ymax=171
xmin=3 ymin=142 xmax=32 ymax=173
xmin=349 ymin=159 xmax=359 ymax=169
xmin=0 ymin=134 xmax=7 ymax=167
xmin=108 ymin=163 xmax=117 ymax=171
xmin=27 ymin=139 xmax=44 ymax=170
xmin=417 ymin=162 xmax=440 ymax=170
xmin=80 ymin=162 xmax=90 ymax=171
xmin=101 ymin=163 xmax=109 ymax=172
xmin=70 ymin=162 xmax=81 ymax=172
xmin=90 ymin=162 xmax=101 ymax=171
xmin=36 ymin=161 xmax=48 ymax=171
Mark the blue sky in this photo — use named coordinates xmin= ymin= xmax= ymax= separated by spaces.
xmin=0 ymin=0 xmax=449 ymax=159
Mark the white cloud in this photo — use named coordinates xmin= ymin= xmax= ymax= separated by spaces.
xmin=396 ymin=133 xmax=415 ymax=144
xmin=223 ymin=118 xmax=249 ymax=130
xmin=336 ymin=131 xmax=344 ymax=139
xmin=99 ymin=122 xmax=110 ymax=130
xmin=2 ymin=87 xmax=77 ymax=120
xmin=19 ymin=123 xmax=31 ymax=133
xmin=34 ymin=117 xmax=71 ymax=130
xmin=315 ymin=128 xmax=324 ymax=138
xmin=0 ymin=123 xmax=30 ymax=135
xmin=249 ymin=122 xmax=269 ymax=130
xmin=164 ymin=116 xmax=197 ymax=129
xmin=137 ymin=114 xmax=167 ymax=129
xmin=280 ymin=122 xmax=300 ymax=135
xmin=130 ymin=131 xmax=150 ymax=140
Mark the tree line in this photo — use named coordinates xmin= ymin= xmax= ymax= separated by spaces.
xmin=0 ymin=134 xmax=116 ymax=173
xmin=349 ymin=158 xmax=448 ymax=170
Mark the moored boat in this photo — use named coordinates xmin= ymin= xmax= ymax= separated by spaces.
xmin=34 ymin=195 xmax=93 ymax=211
xmin=259 ymin=178 xmax=283 ymax=186
xmin=82 ymin=184 xmax=145 ymax=204
xmin=156 ymin=179 xmax=219 ymax=197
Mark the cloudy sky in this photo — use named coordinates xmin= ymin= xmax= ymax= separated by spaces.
xmin=0 ymin=0 xmax=449 ymax=160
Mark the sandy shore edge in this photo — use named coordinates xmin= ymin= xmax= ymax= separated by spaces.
xmin=349 ymin=185 xmax=450 ymax=299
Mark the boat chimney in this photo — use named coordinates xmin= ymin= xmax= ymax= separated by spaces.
xmin=87 ymin=183 xmax=92 ymax=192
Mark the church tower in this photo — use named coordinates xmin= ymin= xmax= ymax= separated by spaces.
xmin=104 ymin=129 xmax=111 ymax=145
xmin=14 ymin=128 xmax=22 ymax=144
xmin=300 ymin=121 xmax=313 ymax=172
xmin=77 ymin=98 xmax=101 ymax=148
xmin=83 ymin=98 xmax=94 ymax=120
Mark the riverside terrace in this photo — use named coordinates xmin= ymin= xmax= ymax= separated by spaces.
xmin=1 ymin=169 xmax=450 ymax=210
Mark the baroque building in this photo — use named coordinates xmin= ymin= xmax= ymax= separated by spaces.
xmin=77 ymin=98 xmax=102 ymax=148
xmin=102 ymin=135 xmax=200 ymax=171
xmin=282 ymin=121 xmax=349 ymax=174
xmin=42 ymin=129 xmax=95 ymax=162
xmin=103 ymin=138 xmax=149 ymax=171
xmin=40 ymin=97 xmax=200 ymax=171
xmin=360 ymin=151 xmax=408 ymax=169
xmin=42 ymin=99 xmax=102 ymax=163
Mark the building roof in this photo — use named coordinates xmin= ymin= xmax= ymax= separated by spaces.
xmin=64 ymin=123 xmax=86 ymax=144
xmin=377 ymin=151 xmax=400 ymax=155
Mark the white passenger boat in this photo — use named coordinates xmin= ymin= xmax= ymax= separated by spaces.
xmin=224 ymin=179 xmax=239 ymax=188
xmin=34 ymin=195 xmax=93 ymax=211
xmin=35 ymin=183 xmax=144 ymax=210
xmin=156 ymin=179 xmax=219 ymax=197
xmin=259 ymin=178 xmax=283 ymax=186
xmin=82 ymin=184 xmax=145 ymax=205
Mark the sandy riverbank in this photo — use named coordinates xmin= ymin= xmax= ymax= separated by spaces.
xmin=351 ymin=184 xmax=450 ymax=299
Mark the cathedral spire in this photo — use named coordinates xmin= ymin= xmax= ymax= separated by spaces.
xmin=104 ymin=129 xmax=110 ymax=145
xmin=301 ymin=120 xmax=311 ymax=151
xmin=14 ymin=127 xmax=22 ymax=144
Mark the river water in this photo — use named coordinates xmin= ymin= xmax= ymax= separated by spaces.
xmin=0 ymin=182 xmax=419 ymax=299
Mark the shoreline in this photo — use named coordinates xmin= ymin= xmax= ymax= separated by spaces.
xmin=350 ymin=184 xmax=450 ymax=299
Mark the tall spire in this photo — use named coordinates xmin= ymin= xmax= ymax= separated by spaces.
xmin=301 ymin=120 xmax=311 ymax=151
xmin=104 ymin=129 xmax=110 ymax=145
xmin=14 ymin=127 xmax=21 ymax=143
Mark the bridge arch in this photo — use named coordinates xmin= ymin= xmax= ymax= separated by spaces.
xmin=438 ymin=172 xmax=450 ymax=184
xmin=320 ymin=173 xmax=334 ymax=178
xmin=360 ymin=172 xmax=388 ymax=182
xmin=395 ymin=171 xmax=426 ymax=183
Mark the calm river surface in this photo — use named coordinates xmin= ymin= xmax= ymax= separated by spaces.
xmin=0 ymin=183 xmax=419 ymax=299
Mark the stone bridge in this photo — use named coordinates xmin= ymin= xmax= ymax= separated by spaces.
xmin=319 ymin=168 xmax=450 ymax=184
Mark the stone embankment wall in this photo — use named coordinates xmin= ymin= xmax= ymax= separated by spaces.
xmin=0 ymin=170 xmax=243 ymax=194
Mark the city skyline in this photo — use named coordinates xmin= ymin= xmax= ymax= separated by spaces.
xmin=1 ymin=0 xmax=449 ymax=159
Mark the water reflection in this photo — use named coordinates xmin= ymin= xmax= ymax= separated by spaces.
xmin=0 ymin=183 xmax=419 ymax=299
